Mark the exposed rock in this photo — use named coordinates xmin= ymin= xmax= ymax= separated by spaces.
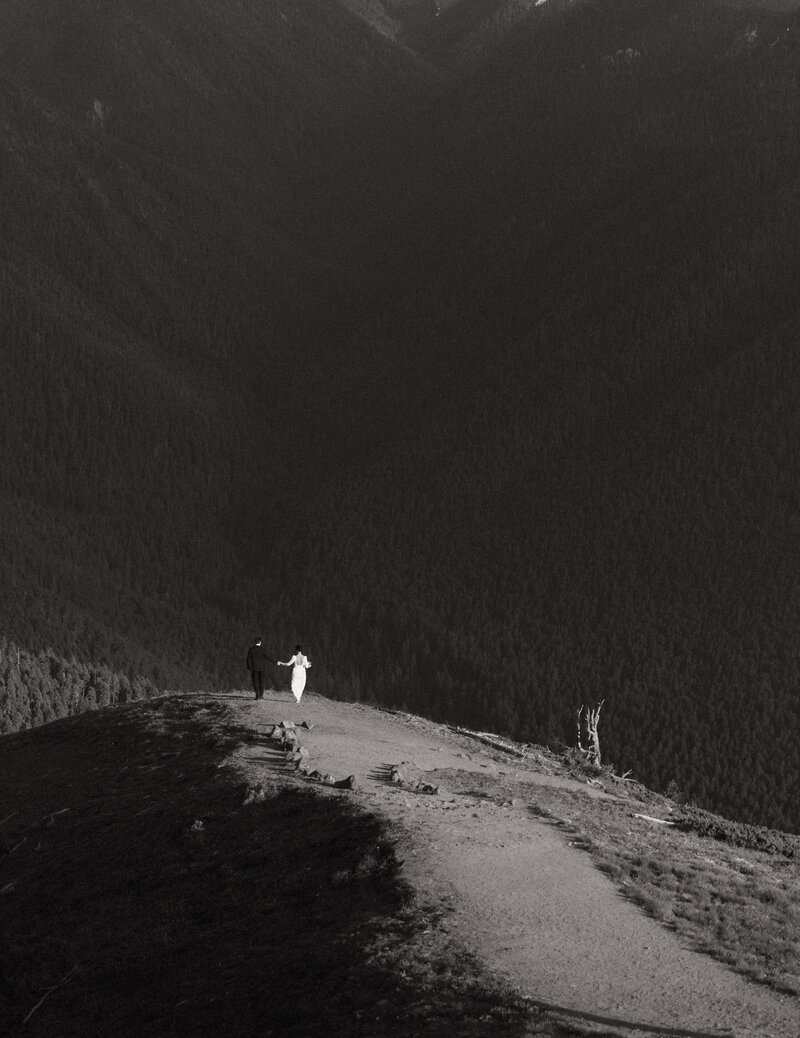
xmin=333 ymin=775 xmax=357 ymax=790
xmin=389 ymin=762 xmax=440 ymax=795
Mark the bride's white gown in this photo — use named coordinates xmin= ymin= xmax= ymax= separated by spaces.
xmin=288 ymin=653 xmax=310 ymax=702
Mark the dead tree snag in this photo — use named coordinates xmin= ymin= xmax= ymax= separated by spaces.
xmin=577 ymin=699 xmax=605 ymax=766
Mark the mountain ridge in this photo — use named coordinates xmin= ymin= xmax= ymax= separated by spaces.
xmin=1 ymin=692 xmax=797 ymax=1034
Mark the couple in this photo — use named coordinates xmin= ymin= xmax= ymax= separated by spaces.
xmin=246 ymin=639 xmax=311 ymax=704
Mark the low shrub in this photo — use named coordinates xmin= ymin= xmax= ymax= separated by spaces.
xmin=676 ymin=806 xmax=800 ymax=859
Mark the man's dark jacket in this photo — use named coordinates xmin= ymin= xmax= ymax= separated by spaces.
xmin=246 ymin=644 xmax=273 ymax=672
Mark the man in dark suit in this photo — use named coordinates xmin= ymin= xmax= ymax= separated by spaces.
xmin=246 ymin=638 xmax=274 ymax=700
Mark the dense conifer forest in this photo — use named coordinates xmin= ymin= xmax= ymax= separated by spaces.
xmin=2 ymin=0 xmax=800 ymax=832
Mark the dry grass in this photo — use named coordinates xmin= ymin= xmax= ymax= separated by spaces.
xmin=522 ymin=759 xmax=800 ymax=997
xmin=427 ymin=738 xmax=799 ymax=998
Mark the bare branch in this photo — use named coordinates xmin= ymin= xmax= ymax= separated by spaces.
xmin=0 ymin=837 xmax=27 ymax=863
xmin=23 ymin=965 xmax=78 ymax=1024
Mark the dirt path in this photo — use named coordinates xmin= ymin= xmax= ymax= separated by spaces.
xmin=217 ymin=691 xmax=797 ymax=1038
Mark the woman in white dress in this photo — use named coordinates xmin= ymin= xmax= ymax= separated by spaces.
xmin=278 ymin=645 xmax=311 ymax=703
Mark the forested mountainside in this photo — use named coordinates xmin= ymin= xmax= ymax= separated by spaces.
xmin=0 ymin=0 xmax=434 ymax=700
xmin=3 ymin=0 xmax=800 ymax=832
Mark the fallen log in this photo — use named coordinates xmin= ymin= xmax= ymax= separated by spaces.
xmin=633 ymin=813 xmax=676 ymax=826
xmin=448 ymin=726 xmax=526 ymax=757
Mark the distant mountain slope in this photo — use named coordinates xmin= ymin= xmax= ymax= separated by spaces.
xmin=259 ymin=0 xmax=800 ymax=831
xmin=3 ymin=0 xmax=800 ymax=834
xmin=0 ymin=0 xmax=434 ymax=710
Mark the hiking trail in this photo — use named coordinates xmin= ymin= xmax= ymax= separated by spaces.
xmin=214 ymin=691 xmax=797 ymax=1038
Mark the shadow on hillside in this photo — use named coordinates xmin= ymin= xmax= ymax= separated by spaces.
xmin=180 ymin=690 xmax=290 ymax=704
xmin=237 ymin=738 xmax=288 ymax=771
xmin=0 ymin=697 xmax=547 ymax=1038
xmin=538 ymin=1001 xmax=725 ymax=1037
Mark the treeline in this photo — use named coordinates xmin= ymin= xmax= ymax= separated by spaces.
xmin=0 ymin=636 xmax=158 ymax=733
